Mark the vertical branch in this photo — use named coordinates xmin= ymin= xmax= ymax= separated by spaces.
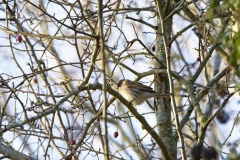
xmin=98 ymin=0 xmax=109 ymax=159
xmin=155 ymin=0 xmax=186 ymax=159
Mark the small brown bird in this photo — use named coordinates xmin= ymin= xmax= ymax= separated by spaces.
xmin=117 ymin=79 xmax=169 ymax=106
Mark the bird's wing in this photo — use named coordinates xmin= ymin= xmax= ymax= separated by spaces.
xmin=126 ymin=80 xmax=156 ymax=93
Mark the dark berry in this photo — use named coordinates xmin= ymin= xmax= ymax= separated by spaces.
xmin=167 ymin=41 xmax=172 ymax=48
xmin=152 ymin=45 xmax=155 ymax=52
xmin=216 ymin=110 xmax=229 ymax=124
xmin=191 ymin=144 xmax=203 ymax=160
xmin=202 ymin=147 xmax=218 ymax=160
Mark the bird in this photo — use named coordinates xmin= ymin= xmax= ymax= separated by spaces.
xmin=117 ymin=79 xmax=169 ymax=106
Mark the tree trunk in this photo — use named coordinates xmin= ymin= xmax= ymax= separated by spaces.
xmin=155 ymin=0 xmax=176 ymax=159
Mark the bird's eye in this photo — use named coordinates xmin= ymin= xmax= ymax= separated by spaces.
xmin=117 ymin=80 xmax=123 ymax=87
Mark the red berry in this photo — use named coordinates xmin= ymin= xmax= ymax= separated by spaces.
xmin=33 ymin=78 xmax=38 ymax=84
xmin=18 ymin=35 xmax=22 ymax=43
xmin=196 ymin=57 xmax=200 ymax=62
xmin=114 ymin=131 xmax=119 ymax=138
xmin=20 ymin=126 xmax=24 ymax=130
xmin=71 ymin=140 xmax=76 ymax=145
